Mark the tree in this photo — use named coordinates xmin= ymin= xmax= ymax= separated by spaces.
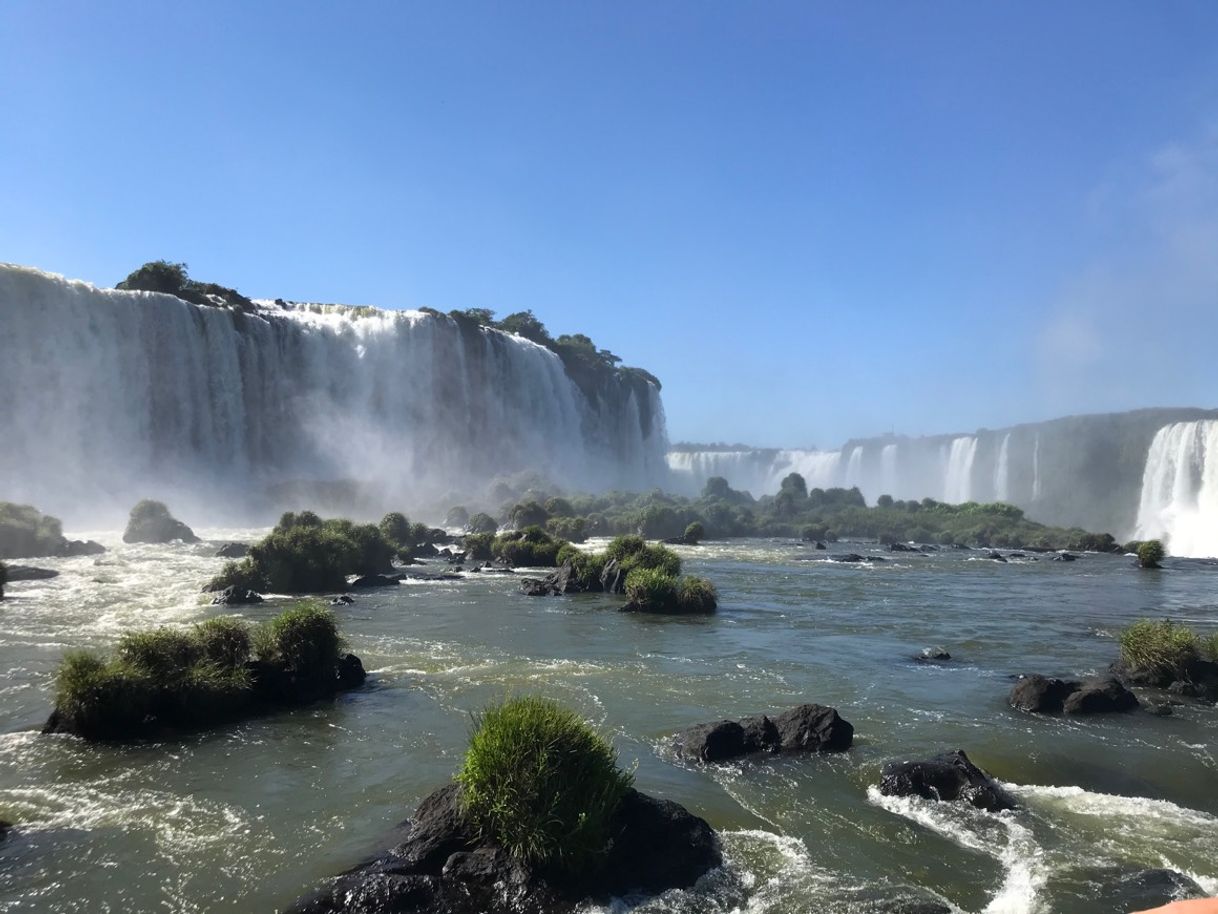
xmin=779 ymin=472 xmax=808 ymax=500
xmin=117 ymin=260 xmax=190 ymax=295
xmin=1137 ymin=539 xmax=1165 ymax=569
xmin=449 ymin=308 xmax=495 ymax=326
xmin=877 ymin=494 xmax=895 ymax=509
xmin=702 ymin=476 xmax=731 ymax=499
xmin=497 ymin=310 xmax=552 ymax=346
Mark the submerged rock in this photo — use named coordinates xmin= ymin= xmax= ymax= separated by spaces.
xmin=1009 ymin=673 xmax=1137 ymax=714
xmin=60 ymin=539 xmax=106 ymax=557
xmin=1085 ymin=867 xmax=1206 ymax=911
xmin=674 ymin=704 xmax=853 ymax=762
xmin=1051 ymin=552 xmax=1077 ymax=562
xmin=215 ymin=542 xmax=250 ymax=559
xmin=330 ymin=594 xmax=355 ymax=605
xmin=829 ymin=553 xmax=884 ymax=563
xmin=350 ymin=573 xmax=403 ymax=588
xmin=879 ymin=749 xmax=1016 ymax=812
xmin=211 ymin=585 xmax=263 ymax=606
xmin=1009 ymin=674 xmax=1080 ymax=713
xmin=285 ymin=782 xmax=721 ymax=914
xmin=916 ymin=647 xmax=952 ymax=663
xmin=122 ymin=500 xmax=199 ymax=544
xmin=4 ymin=565 xmax=59 ymax=581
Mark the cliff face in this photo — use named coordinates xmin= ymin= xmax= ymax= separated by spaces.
xmin=669 ymin=408 xmax=1218 ymax=549
xmin=0 ymin=265 xmax=669 ymax=522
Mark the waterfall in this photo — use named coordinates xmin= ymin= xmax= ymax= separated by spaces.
xmin=994 ymin=433 xmax=1011 ymax=502
xmin=880 ymin=443 xmax=898 ymax=496
xmin=779 ymin=449 xmax=843 ymax=490
xmin=0 ymin=265 xmax=668 ymax=522
xmin=1134 ymin=420 xmax=1218 ymax=558
xmin=1031 ymin=434 xmax=1042 ymax=501
xmin=844 ymin=446 xmax=863 ymax=488
xmin=943 ymin=436 xmax=978 ymax=503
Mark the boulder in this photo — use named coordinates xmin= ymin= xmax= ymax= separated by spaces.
xmin=519 ymin=563 xmax=573 ymax=597
xmin=814 ymin=541 xmax=827 ymax=550
xmin=215 ymin=542 xmax=250 ymax=559
xmin=889 ymin=542 xmax=919 ymax=552
xmin=1085 ymin=867 xmax=1205 ymax=912
xmin=284 ymin=783 xmax=721 ymax=914
xmin=674 ymin=704 xmax=851 ymax=762
xmin=984 ymin=551 xmax=1008 ymax=563
xmin=211 ymin=585 xmax=264 ymax=606
xmin=1009 ymin=674 xmax=1080 ymax=713
xmin=4 ymin=565 xmax=59 ymax=581
xmin=831 ymin=553 xmax=885 ymax=563
xmin=879 ymin=749 xmax=1016 ymax=813
xmin=1062 ymin=676 xmax=1138 ymax=714
xmin=60 ymin=539 xmax=106 ymax=556
xmin=122 ymin=500 xmax=199 ymax=544
xmin=331 ymin=594 xmax=355 ymax=605
xmin=1051 ymin=552 xmax=1077 ymax=562
xmin=337 ymin=654 xmax=367 ymax=690
xmin=916 ymin=647 xmax=952 ymax=662
xmin=0 ymin=820 xmax=10 ymax=841
xmin=350 ymin=574 xmax=403 ymax=588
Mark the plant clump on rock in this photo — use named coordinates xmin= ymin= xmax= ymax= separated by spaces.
xmin=44 ymin=601 xmax=365 ymax=740
xmin=1113 ymin=618 xmax=1218 ymax=699
xmin=1136 ymin=539 xmax=1166 ymax=569
xmin=122 ymin=499 xmax=199 ymax=544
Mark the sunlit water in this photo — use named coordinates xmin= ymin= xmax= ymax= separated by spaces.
xmin=1 ymin=536 xmax=1215 ymax=913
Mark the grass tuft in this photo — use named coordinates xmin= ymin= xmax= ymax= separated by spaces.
xmin=1118 ymin=619 xmax=1198 ymax=679
xmin=252 ymin=600 xmax=343 ymax=682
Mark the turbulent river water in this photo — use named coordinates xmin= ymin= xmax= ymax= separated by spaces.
xmin=1 ymin=536 xmax=1215 ymax=913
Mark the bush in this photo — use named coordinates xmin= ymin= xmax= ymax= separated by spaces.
xmin=683 ymin=522 xmax=704 ymax=544
xmin=379 ymin=512 xmax=413 ymax=549
xmin=456 ymin=696 xmax=633 ymax=875
xmin=207 ymin=558 xmax=267 ymax=593
xmin=569 ymin=551 xmax=609 ymax=591
xmin=677 ymin=576 xmax=718 ymax=613
xmin=446 ymin=506 xmax=470 ymax=528
xmin=546 ymin=516 xmax=588 ymax=543
xmin=492 ymin=527 xmax=566 ymax=567
xmin=252 ymin=601 xmax=343 ymax=684
xmin=625 ymin=568 xmax=678 ymax=609
xmin=509 ymin=501 xmax=550 ymax=529
xmin=1119 ymin=619 xmax=1199 ymax=679
xmin=195 ymin=616 xmax=252 ymax=668
xmin=605 ymin=535 xmax=681 ymax=578
xmin=1202 ymin=632 xmax=1218 ymax=662
xmin=466 ymin=513 xmax=499 ymax=535
xmin=463 ymin=533 xmax=494 ymax=561
xmin=1137 ymin=539 xmax=1165 ymax=569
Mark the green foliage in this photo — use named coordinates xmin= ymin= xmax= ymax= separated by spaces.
xmin=568 ymin=551 xmax=609 ymax=591
xmin=448 ymin=308 xmax=495 ymax=326
xmin=195 ymin=616 xmax=253 ymax=668
xmin=1119 ymin=619 xmax=1199 ymax=679
xmin=117 ymin=628 xmax=201 ymax=678
xmin=116 ymin=260 xmax=254 ymax=311
xmin=509 ymin=501 xmax=549 ymax=529
xmin=1202 ymin=632 xmax=1218 ymax=662
xmin=496 ymin=310 xmax=552 ymax=346
xmin=677 ymin=575 xmax=718 ymax=613
xmin=683 ymin=522 xmax=704 ymax=544
xmin=466 ymin=512 xmax=499 ymax=535
xmin=0 ymin=501 xmax=66 ymax=559
xmin=1137 ymin=539 xmax=1166 ymax=568
xmin=252 ymin=601 xmax=343 ymax=683
xmin=208 ymin=558 xmax=267 ymax=593
xmin=463 ymin=533 xmax=494 ymax=561
xmin=545 ymin=515 xmax=587 ymax=543
xmin=456 ymin=696 xmax=633 ymax=874
xmin=492 ymin=527 xmax=566 ymax=567
xmin=624 ymin=567 xmax=679 ymax=608
xmin=379 ymin=512 xmax=412 ymax=549
xmin=606 ymin=535 xmax=681 ymax=578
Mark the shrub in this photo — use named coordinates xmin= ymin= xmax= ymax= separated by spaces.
xmin=466 ymin=513 xmax=499 ymax=535
xmin=492 ymin=527 xmax=566 ymax=567
xmin=1202 ymin=632 xmax=1218 ymax=662
xmin=446 ymin=506 xmax=470 ymax=528
xmin=624 ymin=567 xmax=679 ymax=609
xmin=53 ymin=651 xmax=156 ymax=739
xmin=456 ymin=696 xmax=633 ymax=875
xmin=606 ymin=535 xmax=681 ymax=578
xmin=463 ymin=533 xmax=494 ymax=561
xmin=117 ymin=628 xmax=201 ymax=678
xmin=253 ymin=601 xmax=343 ymax=683
xmin=195 ymin=616 xmax=252 ymax=668
xmin=546 ymin=516 xmax=588 ymax=543
xmin=683 ymin=522 xmax=704 ymax=544
xmin=207 ymin=558 xmax=267 ymax=593
xmin=568 ymin=551 xmax=609 ymax=591
xmin=509 ymin=501 xmax=549 ymax=529
xmin=1137 ymin=539 xmax=1165 ymax=569
xmin=379 ymin=512 xmax=412 ymax=549
xmin=677 ymin=576 xmax=718 ymax=613
xmin=1119 ymin=619 xmax=1199 ymax=679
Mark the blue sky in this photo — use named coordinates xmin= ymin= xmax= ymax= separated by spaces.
xmin=3 ymin=2 xmax=1217 ymax=448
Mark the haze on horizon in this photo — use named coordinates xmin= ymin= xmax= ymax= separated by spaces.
xmin=2 ymin=1 xmax=1217 ymax=449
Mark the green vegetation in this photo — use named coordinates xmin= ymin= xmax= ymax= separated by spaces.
xmin=122 ymin=499 xmax=198 ymax=544
xmin=624 ymin=567 xmax=717 ymax=614
xmin=606 ymin=535 xmax=681 ymax=578
xmin=682 ymin=522 xmax=705 ymax=545
xmin=116 ymin=261 xmax=255 ymax=311
xmin=492 ymin=527 xmax=565 ymax=567
xmin=207 ymin=513 xmax=398 ymax=593
xmin=1137 ymin=539 xmax=1166 ymax=569
xmin=48 ymin=602 xmax=359 ymax=740
xmin=456 ymin=696 xmax=633 ymax=875
xmin=1118 ymin=618 xmax=1217 ymax=681
xmin=0 ymin=502 xmax=67 ymax=559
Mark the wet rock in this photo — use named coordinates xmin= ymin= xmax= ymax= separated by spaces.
xmin=889 ymin=542 xmax=919 ymax=553
xmin=330 ymin=594 xmax=355 ymax=605
xmin=1062 ymin=676 xmax=1138 ymax=714
xmin=599 ymin=557 xmax=626 ymax=594
xmin=336 ymin=654 xmax=367 ymax=690
xmin=211 ymin=585 xmax=264 ymax=606
xmin=675 ymin=703 xmax=852 ymax=762
xmin=0 ymin=820 xmax=10 ymax=841
xmin=814 ymin=541 xmax=827 ymax=550
xmin=520 ymin=562 xmax=573 ymax=597
xmin=350 ymin=574 xmax=403 ymax=588
xmin=1007 ymin=552 xmax=1026 ymax=559
xmin=1086 ymin=867 xmax=1205 ymax=911
xmin=4 ymin=565 xmax=59 ymax=581
xmin=284 ymin=783 xmax=721 ymax=914
xmin=879 ymin=749 xmax=1016 ymax=812
xmin=830 ymin=553 xmax=884 ymax=563
xmin=1009 ymin=674 xmax=1080 ymax=713
xmin=215 ymin=542 xmax=250 ymax=559
xmin=1051 ymin=552 xmax=1077 ymax=562
xmin=60 ymin=539 xmax=106 ymax=556
xmin=122 ymin=500 xmax=199 ymax=544
xmin=916 ymin=647 xmax=952 ymax=662
xmin=984 ymin=551 xmax=1008 ymax=563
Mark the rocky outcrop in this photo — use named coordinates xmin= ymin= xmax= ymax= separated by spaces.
xmin=915 ymin=647 xmax=952 ymax=662
xmin=4 ymin=565 xmax=59 ymax=581
xmin=61 ymin=539 xmax=106 ymax=556
xmin=599 ymin=557 xmax=626 ymax=594
xmin=211 ymin=586 xmax=263 ymax=606
xmin=285 ymin=782 xmax=721 ymax=914
xmin=122 ymin=500 xmax=199 ymax=544
xmin=1084 ymin=867 xmax=1205 ymax=911
xmin=879 ymin=749 xmax=1016 ymax=813
xmin=350 ymin=573 xmax=404 ymax=588
xmin=1009 ymin=674 xmax=1137 ymax=714
xmin=520 ymin=563 xmax=574 ymax=596
xmin=215 ymin=542 xmax=250 ymax=559
xmin=674 ymin=704 xmax=853 ymax=763
xmin=1112 ymin=657 xmax=1218 ymax=701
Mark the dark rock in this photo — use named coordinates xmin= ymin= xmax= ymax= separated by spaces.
xmin=215 ymin=542 xmax=250 ymax=559
xmin=122 ymin=501 xmax=199 ymax=544
xmin=889 ymin=542 xmax=919 ymax=552
xmin=337 ymin=654 xmax=367 ymax=690
xmin=60 ymin=539 xmax=106 ymax=556
xmin=331 ymin=594 xmax=355 ymax=605
xmin=675 ymin=704 xmax=851 ymax=762
xmin=4 ymin=565 xmax=60 ymax=581
xmin=1063 ymin=676 xmax=1138 ymax=714
xmin=284 ymin=782 xmax=721 ymax=914
xmin=0 ymin=820 xmax=10 ymax=841
xmin=984 ymin=550 xmax=1008 ymax=563
xmin=879 ymin=749 xmax=1016 ymax=812
xmin=814 ymin=541 xmax=827 ymax=550
xmin=519 ymin=563 xmax=573 ymax=597
xmin=1007 ymin=552 xmax=1026 ymax=559
xmin=211 ymin=585 xmax=264 ymax=606
xmin=350 ymin=574 xmax=403 ymax=588
xmin=1009 ymin=674 xmax=1080 ymax=713
xmin=599 ymin=557 xmax=626 ymax=594
xmin=1051 ymin=552 xmax=1077 ymax=562
xmin=1149 ymin=703 xmax=1174 ymax=717
xmin=1087 ymin=867 xmax=1206 ymax=912
xmin=831 ymin=553 xmax=867 ymax=563
xmin=916 ymin=647 xmax=952 ymax=662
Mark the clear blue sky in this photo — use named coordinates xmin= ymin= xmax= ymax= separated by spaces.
xmin=3 ymin=1 xmax=1217 ymax=448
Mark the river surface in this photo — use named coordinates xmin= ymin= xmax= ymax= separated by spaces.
xmin=1 ymin=535 xmax=1216 ymax=913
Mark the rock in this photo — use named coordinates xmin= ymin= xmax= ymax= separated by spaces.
xmin=4 ymin=565 xmax=59 ymax=581
xmin=211 ymin=585 xmax=264 ymax=606
xmin=831 ymin=553 xmax=882 ymax=563
xmin=284 ymin=782 xmax=721 ymax=914
xmin=599 ymin=557 xmax=626 ymax=594
xmin=215 ymin=542 xmax=250 ymax=559
xmin=1063 ymin=676 xmax=1138 ymax=714
xmin=1051 ymin=552 xmax=1077 ymax=562
xmin=674 ymin=703 xmax=851 ymax=762
xmin=1086 ymin=867 xmax=1206 ymax=912
xmin=1009 ymin=674 xmax=1080 ymax=713
xmin=350 ymin=574 xmax=403 ymax=588
xmin=1007 ymin=552 xmax=1026 ymax=559
xmin=0 ymin=820 xmax=10 ymax=841
xmin=814 ymin=541 xmax=827 ymax=550
xmin=122 ymin=500 xmax=199 ymax=544
xmin=889 ymin=542 xmax=919 ymax=552
xmin=330 ymin=594 xmax=355 ymax=605
xmin=1149 ymin=702 xmax=1173 ymax=717
xmin=879 ymin=749 xmax=1016 ymax=812
xmin=337 ymin=654 xmax=367 ymax=690
xmin=916 ymin=647 xmax=952 ymax=662
xmin=519 ymin=563 xmax=573 ymax=597
xmin=60 ymin=539 xmax=106 ymax=556
xmin=984 ymin=550 xmax=1008 ymax=563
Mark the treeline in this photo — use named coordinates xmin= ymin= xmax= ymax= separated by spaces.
xmin=475 ymin=472 xmax=1124 ymax=551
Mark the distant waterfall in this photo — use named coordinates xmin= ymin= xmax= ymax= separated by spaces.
xmin=880 ymin=444 xmax=898 ymax=495
xmin=1135 ymin=420 xmax=1218 ymax=558
xmin=0 ymin=265 xmax=668 ymax=522
xmin=844 ymin=446 xmax=863 ymax=487
xmin=944 ymin=436 xmax=978 ymax=503
xmin=1031 ymin=434 xmax=1043 ymax=501
xmin=994 ymin=433 xmax=1011 ymax=502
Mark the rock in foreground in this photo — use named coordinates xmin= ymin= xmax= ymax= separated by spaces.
xmin=879 ymin=749 xmax=1016 ymax=812
xmin=674 ymin=704 xmax=853 ymax=762
xmin=285 ymin=782 xmax=721 ymax=914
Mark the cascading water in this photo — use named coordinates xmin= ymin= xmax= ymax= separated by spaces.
xmin=994 ymin=433 xmax=1011 ymax=503
xmin=844 ymin=446 xmax=863 ymax=487
xmin=1031 ymin=434 xmax=1042 ymax=502
xmin=1134 ymin=420 xmax=1218 ymax=558
xmin=943 ymin=436 xmax=978 ymax=503
xmin=880 ymin=443 xmax=898 ymax=496
xmin=0 ymin=265 xmax=669 ymax=522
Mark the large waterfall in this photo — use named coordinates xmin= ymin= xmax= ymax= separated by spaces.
xmin=0 ymin=265 xmax=668 ymax=523
xmin=1134 ymin=420 xmax=1218 ymax=558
